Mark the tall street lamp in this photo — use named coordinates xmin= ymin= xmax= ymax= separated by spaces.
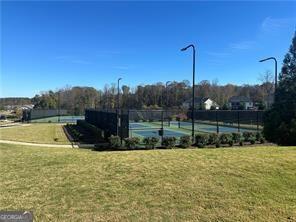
xmin=165 ymin=81 xmax=171 ymax=108
xmin=259 ymin=57 xmax=278 ymax=89
xmin=181 ymin=44 xmax=196 ymax=142
xmin=117 ymin=77 xmax=122 ymax=136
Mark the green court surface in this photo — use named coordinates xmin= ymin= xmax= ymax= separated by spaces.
xmin=30 ymin=115 xmax=84 ymax=123
xmin=129 ymin=121 xmax=257 ymax=138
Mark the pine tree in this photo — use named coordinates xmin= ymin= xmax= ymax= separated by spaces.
xmin=263 ymin=32 xmax=296 ymax=145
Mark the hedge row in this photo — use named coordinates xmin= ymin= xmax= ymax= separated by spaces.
xmin=194 ymin=131 xmax=264 ymax=148
xmin=103 ymin=131 xmax=265 ymax=150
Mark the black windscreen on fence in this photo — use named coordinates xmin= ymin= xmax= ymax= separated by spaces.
xmin=84 ymin=109 xmax=264 ymax=139
xmin=23 ymin=109 xmax=70 ymax=121
xmin=190 ymin=110 xmax=264 ymax=126
xmin=85 ymin=109 xmax=129 ymax=138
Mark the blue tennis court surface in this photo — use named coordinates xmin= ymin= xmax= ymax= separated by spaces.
xmin=129 ymin=123 xmax=149 ymax=129
xmin=129 ymin=121 xmax=256 ymax=138
xmin=130 ymin=129 xmax=187 ymax=138
xmin=170 ymin=121 xmax=255 ymax=133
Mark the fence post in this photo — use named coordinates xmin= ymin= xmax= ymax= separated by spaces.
xmin=237 ymin=111 xmax=240 ymax=132
xmin=161 ymin=110 xmax=164 ymax=143
xmin=256 ymin=111 xmax=259 ymax=132
xmin=216 ymin=110 xmax=219 ymax=134
xmin=120 ymin=109 xmax=123 ymax=144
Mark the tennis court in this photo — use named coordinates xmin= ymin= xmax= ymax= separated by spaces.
xmin=129 ymin=120 xmax=257 ymax=138
xmin=169 ymin=121 xmax=256 ymax=133
xmin=30 ymin=115 xmax=84 ymax=123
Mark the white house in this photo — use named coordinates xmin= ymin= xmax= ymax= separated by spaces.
xmin=228 ymin=96 xmax=253 ymax=110
xmin=182 ymin=97 xmax=219 ymax=110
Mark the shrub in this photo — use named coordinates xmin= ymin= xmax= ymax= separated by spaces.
xmin=232 ymin=132 xmax=242 ymax=144
xmin=109 ymin=135 xmax=121 ymax=149
xmin=195 ymin=134 xmax=209 ymax=148
xmin=215 ymin=141 xmax=220 ymax=148
xmin=229 ymin=140 xmax=234 ymax=147
xmin=124 ymin=137 xmax=140 ymax=149
xmin=243 ymin=131 xmax=256 ymax=143
xmin=162 ymin=137 xmax=177 ymax=148
xmin=256 ymin=132 xmax=265 ymax=143
xmin=143 ymin=137 xmax=159 ymax=149
xmin=250 ymin=137 xmax=256 ymax=145
xmin=219 ymin=133 xmax=233 ymax=146
xmin=239 ymin=141 xmax=244 ymax=146
xmin=179 ymin=135 xmax=191 ymax=148
xmin=208 ymin=133 xmax=218 ymax=145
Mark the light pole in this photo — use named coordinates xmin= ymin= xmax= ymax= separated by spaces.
xmin=181 ymin=44 xmax=196 ymax=143
xmin=165 ymin=81 xmax=171 ymax=108
xmin=259 ymin=57 xmax=278 ymax=89
xmin=58 ymin=91 xmax=61 ymax=123
xmin=117 ymin=77 xmax=122 ymax=137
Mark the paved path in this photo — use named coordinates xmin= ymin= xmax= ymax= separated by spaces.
xmin=0 ymin=139 xmax=94 ymax=148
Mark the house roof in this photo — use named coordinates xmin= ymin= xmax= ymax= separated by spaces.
xmin=184 ymin=97 xmax=211 ymax=104
xmin=229 ymin=96 xmax=252 ymax=103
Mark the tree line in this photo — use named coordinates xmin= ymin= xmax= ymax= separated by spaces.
xmin=30 ymin=74 xmax=274 ymax=115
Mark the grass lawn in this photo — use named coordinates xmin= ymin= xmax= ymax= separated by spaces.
xmin=0 ymin=123 xmax=70 ymax=144
xmin=0 ymin=144 xmax=295 ymax=221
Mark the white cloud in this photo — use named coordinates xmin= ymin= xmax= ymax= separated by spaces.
xmin=261 ymin=17 xmax=296 ymax=32
xmin=229 ymin=41 xmax=255 ymax=50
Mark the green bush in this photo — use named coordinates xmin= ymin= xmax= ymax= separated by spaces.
xmin=250 ymin=137 xmax=256 ymax=145
xmin=243 ymin=132 xmax=256 ymax=143
xmin=179 ymin=135 xmax=191 ymax=148
xmin=162 ymin=137 xmax=177 ymax=148
xmin=215 ymin=141 xmax=220 ymax=148
xmin=256 ymin=132 xmax=265 ymax=143
xmin=208 ymin=133 xmax=218 ymax=145
xmin=124 ymin=137 xmax=140 ymax=149
xmin=232 ymin=132 xmax=242 ymax=144
xmin=143 ymin=137 xmax=159 ymax=149
xmin=219 ymin=133 xmax=233 ymax=146
xmin=109 ymin=135 xmax=121 ymax=149
xmin=195 ymin=134 xmax=209 ymax=148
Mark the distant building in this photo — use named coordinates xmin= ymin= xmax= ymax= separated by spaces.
xmin=4 ymin=104 xmax=34 ymax=111
xmin=182 ymin=97 xmax=219 ymax=110
xmin=228 ymin=96 xmax=253 ymax=110
xmin=20 ymin=104 xmax=34 ymax=110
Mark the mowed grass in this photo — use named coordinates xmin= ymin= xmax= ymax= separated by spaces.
xmin=0 ymin=123 xmax=70 ymax=144
xmin=0 ymin=144 xmax=295 ymax=221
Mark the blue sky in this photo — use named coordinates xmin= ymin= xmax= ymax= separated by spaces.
xmin=1 ymin=1 xmax=296 ymax=97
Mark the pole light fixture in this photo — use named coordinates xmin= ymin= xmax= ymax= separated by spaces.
xmin=259 ymin=57 xmax=278 ymax=89
xmin=181 ymin=44 xmax=196 ymax=142
xmin=165 ymin=81 xmax=171 ymax=108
